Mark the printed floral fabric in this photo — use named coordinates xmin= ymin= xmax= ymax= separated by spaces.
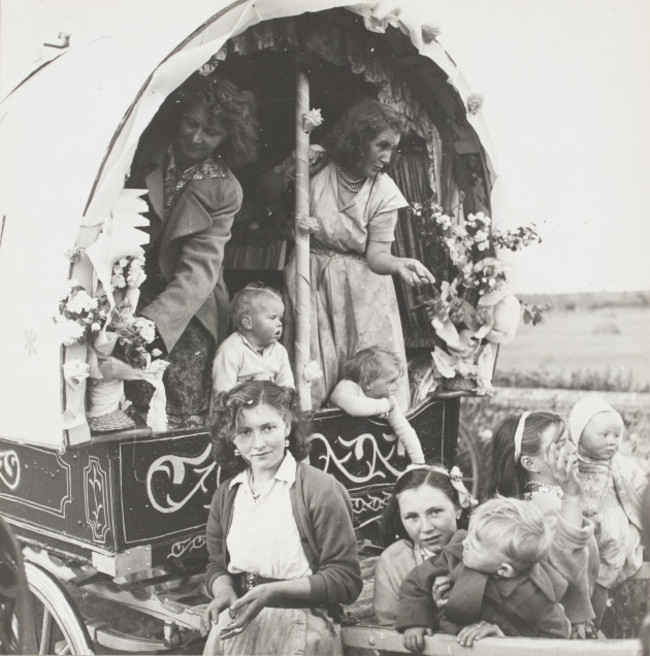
xmin=163 ymin=144 xmax=226 ymax=214
xmin=283 ymin=164 xmax=410 ymax=410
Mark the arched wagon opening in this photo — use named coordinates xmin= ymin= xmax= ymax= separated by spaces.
xmin=0 ymin=0 xmax=495 ymax=448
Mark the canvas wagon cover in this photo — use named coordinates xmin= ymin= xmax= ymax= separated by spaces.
xmin=0 ymin=0 xmax=494 ymax=446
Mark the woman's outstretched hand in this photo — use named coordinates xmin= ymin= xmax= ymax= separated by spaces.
xmin=219 ymin=584 xmax=272 ymax=639
xmin=431 ymin=575 xmax=451 ymax=608
xmin=199 ymin=580 xmax=238 ymax=637
xmin=396 ymin=259 xmax=436 ymax=288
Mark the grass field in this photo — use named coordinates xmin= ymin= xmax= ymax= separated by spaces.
xmin=495 ymin=305 xmax=650 ymax=390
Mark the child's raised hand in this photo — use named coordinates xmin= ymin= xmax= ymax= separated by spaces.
xmin=457 ymin=621 xmax=504 ymax=647
xmin=403 ymin=627 xmax=432 ymax=653
xmin=431 ymin=575 xmax=451 ymax=608
xmin=545 ymin=441 xmax=582 ymax=497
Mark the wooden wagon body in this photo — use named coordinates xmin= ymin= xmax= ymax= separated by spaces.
xmin=0 ymin=1 xmax=642 ymax=653
xmin=0 ymin=396 xmax=460 ymax=577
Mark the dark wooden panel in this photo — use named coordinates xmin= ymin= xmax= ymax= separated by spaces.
xmin=1 ymin=395 xmax=460 ymax=564
xmin=117 ymin=431 xmax=215 ymax=546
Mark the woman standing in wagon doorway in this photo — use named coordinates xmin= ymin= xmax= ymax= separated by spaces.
xmin=274 ymin=100 xmax=435 ymax=410
xmin=125 ymin=74 xmax=259 ymax=429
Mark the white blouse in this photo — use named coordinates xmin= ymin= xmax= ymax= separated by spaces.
xmin=226 ymin=452 xmax=312 ymax=580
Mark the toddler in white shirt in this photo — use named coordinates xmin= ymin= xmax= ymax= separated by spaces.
xmin=330 ymin=347 xmax=425 ymax=464
xmin=212 ymin=284 xmax=294 ymax=394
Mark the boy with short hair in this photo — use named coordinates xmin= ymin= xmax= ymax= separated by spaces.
xmin=211 ymin=283 xmax=294 ymax=393
xmin=397 ymin=497 xmax=571 ymax=651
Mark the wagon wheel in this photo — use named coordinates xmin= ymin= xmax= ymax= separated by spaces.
xmin=455 ymin=422 xmax=482 ymax=499
xmin=24 ymin=562 xmax=95 ymax=655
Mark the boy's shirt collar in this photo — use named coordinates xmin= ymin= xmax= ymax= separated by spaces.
xmin=236 ymin=331 xmax=276 ymax=355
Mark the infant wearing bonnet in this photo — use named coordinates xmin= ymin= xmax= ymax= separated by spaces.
xmin=568 ymin=396 xmax=647 ymax=619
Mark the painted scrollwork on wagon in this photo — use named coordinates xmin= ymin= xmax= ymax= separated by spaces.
xmin=167 ymin=534 xmax=207 ymax=560
xmin=146 ymin=445 xmax=216 ymax=514
xmin=309 ymin=429 xmax=406 ymax=526
xmin=0 ymin=447 xmax=72 ymax=519
xmin=83 ymin=455 xmax=111 ymax=543
xmin=0 ymin=449 xmax=20 ymax=490
xmin=349 ymin=489 xmax=394 ymax=527
xmin=309 ymin=432 xmax=403 ymax=485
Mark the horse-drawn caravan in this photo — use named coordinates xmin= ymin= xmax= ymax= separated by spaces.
xmin=0 ymin=1 xmax=641 ymax=654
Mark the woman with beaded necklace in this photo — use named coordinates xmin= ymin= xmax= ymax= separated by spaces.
xmin=272 ymin=99 xmax=435 ymax=410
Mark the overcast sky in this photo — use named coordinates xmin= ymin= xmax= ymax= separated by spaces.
xmin=422 ymin=0 xmax=650 ymax=294
xmin=2 ymin=0 xmax=649 ymax=293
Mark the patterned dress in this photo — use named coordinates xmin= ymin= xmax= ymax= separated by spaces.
xmin=284 ymin=162 xmax=410 ymax=410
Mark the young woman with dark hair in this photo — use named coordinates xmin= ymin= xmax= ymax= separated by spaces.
xmin=260 ymin=99 xmax=435 ymax=410
xmin=373 ymin=465 xmax=475 ymax=626
xmin=201 ymin=380 xmax=362 ymax=655
xmin=125 ymin=74 xmax=259 ymax=429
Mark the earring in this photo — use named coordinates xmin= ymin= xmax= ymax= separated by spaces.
xmin=234 ymin=448 xmax=240 ymax=456
xmin=285 ymin=439 xmax=290 ymax=447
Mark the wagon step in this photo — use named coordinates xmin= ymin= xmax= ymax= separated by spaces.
xmin=85 ymin=619 xmax=182 ymax=653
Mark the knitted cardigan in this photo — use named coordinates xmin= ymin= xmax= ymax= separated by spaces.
xmin=205 ymin=461 xmax=362 ymax=615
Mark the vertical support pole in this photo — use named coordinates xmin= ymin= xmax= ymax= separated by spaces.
xmin=294 ymin=67 xmax=312 ymax=411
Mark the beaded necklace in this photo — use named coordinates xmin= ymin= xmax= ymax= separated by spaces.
xmin=336 ymin=165 xmax=366 ymax=194
xmin=523 ymin=480 xmax=565 ymax=500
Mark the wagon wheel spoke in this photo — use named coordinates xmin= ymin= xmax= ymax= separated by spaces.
xmin=25 ymin=561 xmax=95 ymax=654
xmin=456 ymin=423 xmax=482 ymax=499
xmin=39 ymin=607 xmax=53 ymax=654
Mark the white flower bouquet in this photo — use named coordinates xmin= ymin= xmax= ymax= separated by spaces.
xmin=109 ymin=305 xmax=164 ymax=370
xmin=408 ymin=200 xmax=542 ymax=394
xmin=110 ymin=255 xmax=146 ymax=310
xmin=54 ymin=281 xmax=111 ymax=346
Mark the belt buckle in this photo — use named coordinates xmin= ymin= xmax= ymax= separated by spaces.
xmin=245 ymin=572 xmax=259 ymax=592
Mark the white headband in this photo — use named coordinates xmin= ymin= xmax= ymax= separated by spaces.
xmin=397 ymin=464 xmax=478 ymax=509
xmin=513 ymin=412 xmax=531 ymax=461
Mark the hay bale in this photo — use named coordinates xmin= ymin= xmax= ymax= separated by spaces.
xmin=593 ymin=321 xmax=622 ymax=335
